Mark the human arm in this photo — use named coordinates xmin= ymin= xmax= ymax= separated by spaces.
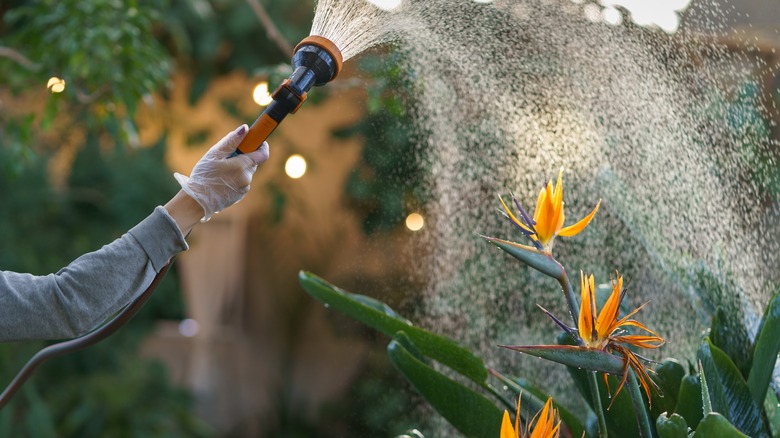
xmin=0 ymin=125 xmax=269 ymax=341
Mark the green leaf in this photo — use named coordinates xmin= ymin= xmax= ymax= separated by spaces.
xmin=481 ymin=237 xmax=564 ymax=279
xmin=691 ymin=413 xmax=749 ymax=437
xmin=649 ymin=359 xmax=686 ymax=420
xmin=387 ymin=332 xmax=502 ymax=438
xmin=747 ymin=290 xmax=780 ymax=407
xmin=764 ymin=389 xmax=780 ymax=437
xmin=502 ymin=345 xmax=625 ymax=375
xmin=299 ymin=272 xmax=488 ymax=383
xmin=556 ymin=334 xmax=639 ymax=437
xmin=710 ymin=307 xmax=752 ymax=378
xmin=698 ymin=338 xmax=766 ymax=437
xmin=675 ymin=375 xmax=704 ymax=430
xmin=655 ymin=412 xmax=689 ymax=438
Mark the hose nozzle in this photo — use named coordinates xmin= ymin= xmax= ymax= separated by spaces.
xmin=235 ymin=36 xmax=343 ymax=154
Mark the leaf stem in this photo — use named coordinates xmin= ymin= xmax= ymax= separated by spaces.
xmin=586 ymin=371 xmax=608 ymax=438
xmin=626 ymin=369 xmax=653 ymax=438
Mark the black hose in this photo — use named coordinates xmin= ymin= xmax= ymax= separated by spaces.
xmin=0 ymin=260 xmax=173 ymax=409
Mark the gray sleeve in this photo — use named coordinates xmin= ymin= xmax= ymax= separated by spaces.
xmin=0 ymin=206 xmax=188 ymax=341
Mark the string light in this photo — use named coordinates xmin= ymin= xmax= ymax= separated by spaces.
xmin=47 ymin=77 xmax=65 ymax=93
xmin=252 ymin=81 xmax=273 ymax=106
xmin=285 ymin=154 xmax=307 ymax=179
xmin=405 ymin=212 xmax=425 ymax=231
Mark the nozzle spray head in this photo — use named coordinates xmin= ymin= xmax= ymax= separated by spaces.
xmin=292 ymin=35 xmax=343 ymax=86
xmin=233 ymin=36 xmax=343 ymax=154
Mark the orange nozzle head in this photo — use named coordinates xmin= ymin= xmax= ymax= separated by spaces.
xmin=293 ymin=35 xmax=344 ymax=82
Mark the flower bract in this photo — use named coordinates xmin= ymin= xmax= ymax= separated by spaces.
xmin=498 ymin=169 xmax=600 ymax=253
xmin=500 ymin=395 xmax=560 ymax=438
xmin=576 ymin=271 xmax=666 ymax=403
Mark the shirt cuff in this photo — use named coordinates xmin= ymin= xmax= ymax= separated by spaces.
xmin=128 ymin=206 xmax=189 ymax=271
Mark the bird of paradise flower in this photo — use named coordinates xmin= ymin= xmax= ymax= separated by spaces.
xmin=501 ymin=395 xmax=561 ymax=438
xmin=497 ymin=168 xmax=600 ymax=253
xmin=514 ymin=271 xmax=666 ymax=405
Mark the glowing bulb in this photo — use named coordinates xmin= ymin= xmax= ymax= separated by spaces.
xmin=47 ymin=77 xmax=65 ymax=93
xmin=365 ymin=0 xmax=402 ymax=10
xmin=252 ymin=82 xmax=273 ymax=106
xmin=405 ymin=213 xmax=424 ymax=231
xmin=285 ymin=154 xmax=307 ymax=179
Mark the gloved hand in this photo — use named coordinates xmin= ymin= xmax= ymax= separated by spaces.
xmin=174 ymin=125 xmax=269 ymax=221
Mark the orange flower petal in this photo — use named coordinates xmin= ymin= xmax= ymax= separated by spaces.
xmin=595 ymin=274 xmax=623 ymax=339
xmin=557 ymin=199 xmax=601 ymax=237
xmin=501 ymin=410 xmax=517 ymax=438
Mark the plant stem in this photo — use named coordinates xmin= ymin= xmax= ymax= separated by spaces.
xmin=557 ymin=268 xmax=580 ymax=327
xmin=587 ymin=371 xmax=609 ymax=438
xmin=626 ymin=369 xmax=653 ymax=438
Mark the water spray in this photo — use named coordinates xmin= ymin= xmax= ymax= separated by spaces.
xmin=235 ymin=35 xmax=343 ymax=153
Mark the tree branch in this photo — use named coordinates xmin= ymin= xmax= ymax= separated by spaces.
xmin=245 ymin=0 xmax=294 ymax=56
xmin=0 ymin=46 xmax=39 ymax=70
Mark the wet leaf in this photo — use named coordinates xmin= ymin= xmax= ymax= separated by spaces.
xmin=698 ymin=338 xmax=766 ymax=437
xmin=649 ymin=359 xmax=686 ymax=420
xmin=675 ymin=374 xmax=704 ymax=430
xmin=690 ymin=413 xmax=748 ymax=437
xmin=387 ymin=332 xmax=502 ymax=438
xmin=655 ymin=412 xmax=689 ymax=438
xmin=299 ymin=271 xmax=488 ymax=383
xmin=747 ymin=289 xmax=780 ymax=407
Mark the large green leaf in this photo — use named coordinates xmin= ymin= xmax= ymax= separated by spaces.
xmin=655 ymin=412 xmax=689 ymax=438
xmin=748 ymin=290 xmax=780 ymax=407
xmin=698 ymin=338 xmax=766 ymax=437
xmin=387 ymin=332 xmax=502 ymax=438
xmin=690 ymin=413 xmax=749 ymax=437
xmin=299 ymin=271 xmax=487 ymax=383
xmin=675 ymin=374 xmax=704 ymax=430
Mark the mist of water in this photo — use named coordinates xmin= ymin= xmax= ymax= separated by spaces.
xmin=310 ymin=0 xmax=780 ymax=418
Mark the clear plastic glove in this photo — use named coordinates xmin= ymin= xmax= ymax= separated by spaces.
xmin=174 ymin=125 xmax=269 ymax=222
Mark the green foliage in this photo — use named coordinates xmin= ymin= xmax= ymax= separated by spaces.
xmin=4 ymin=0 xmax=169 ymax=115
xmin=388 ymin=332 xmax=503 ymax=438
xmin=339 ymin=52 xmax=427 ymax=234
xmin=301 ymin=248 xmax=780 ymax=436
xmin=299 ymin=271 xmax=487 ymax=383
xmin=748 ymin=290 xmax=780 ymax=407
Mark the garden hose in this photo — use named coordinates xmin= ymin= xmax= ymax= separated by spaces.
xmin=0 ymin=261 xmax=173 ymax=409
xmin=234 ymin=35 xmax=343 ymax=154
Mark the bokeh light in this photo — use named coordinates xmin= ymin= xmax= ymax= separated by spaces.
xmin=252 ymin=81 xmax=273 ymax=106
xmin=365 ymin=0 xmax=402 ymax=11
xmin=46 ymin=76 xmax=65 ymax=93
xmin=178 ymin=319 xmax=199 ymax=337
xmin=285 ymin=154 xmax=307 ymax=179
xmin=405 ymin=212 xmax=425 ymax=231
